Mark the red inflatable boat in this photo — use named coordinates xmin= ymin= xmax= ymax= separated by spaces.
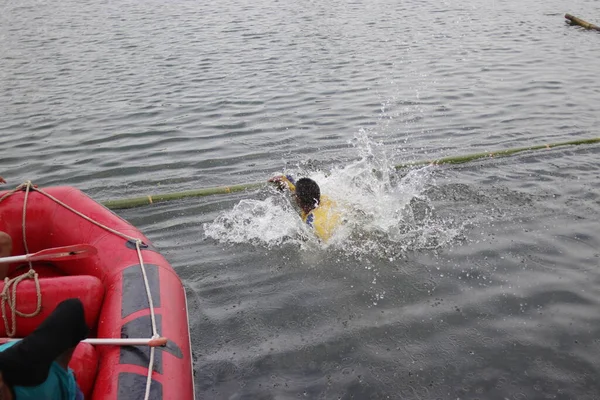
xmin=0 ymin=184 xmax=194 ymax=400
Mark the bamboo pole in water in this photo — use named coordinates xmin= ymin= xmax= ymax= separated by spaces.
xmin=102 ymin=182 xmax=264 ymax=209
xmin=565 ymin=14 xmax=600 ymax=32
xmin=394 ymin=137 xmax=600 ymax=169
xmin=101 ymin=137 xmax=600 ymax=210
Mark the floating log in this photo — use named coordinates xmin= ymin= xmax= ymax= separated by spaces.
xmin=565 ymin=14 xmax=600 ymax=31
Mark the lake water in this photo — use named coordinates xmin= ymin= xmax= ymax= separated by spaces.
xmin=2 ymin=0 xmax=600 ymax=398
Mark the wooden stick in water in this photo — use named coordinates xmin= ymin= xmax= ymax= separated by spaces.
xmin=565 ymin=14 xmax=600 ymax=32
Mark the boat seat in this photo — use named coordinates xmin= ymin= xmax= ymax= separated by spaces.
xmin=0 ymin=275 xmax=105 ymax=337
xmin=8 ymin=262 xmax=66 ymax=279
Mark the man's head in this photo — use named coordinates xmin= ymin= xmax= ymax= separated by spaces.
xmin=294 ymin=178 xmax=320 ymax=213
xmin=0 ymin=232 xmax=12 ymax=259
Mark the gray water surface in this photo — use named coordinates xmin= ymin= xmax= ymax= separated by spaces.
xmin=2 ymin=0 xmax=600 ymax=398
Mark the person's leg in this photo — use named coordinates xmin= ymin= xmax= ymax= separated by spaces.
xmin=0 ymin=298 xmax=88 ymax=387
xmin=55 ymin=347 xmax=76 ymax=370
xmin=41 ymin=300 xmax=88 ymax=399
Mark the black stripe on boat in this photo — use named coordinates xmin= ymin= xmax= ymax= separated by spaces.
xmin=120 ymin=315 xmax=184 ymax=374
xmin=121 ymin=264 xmax=161 ymax=319
xmin=117 ymin=372 xmax=162 ymax=400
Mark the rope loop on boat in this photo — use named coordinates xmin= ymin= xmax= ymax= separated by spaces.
xmin=1 ymin=269 xmax=41 ymax=337
xmin=0 ymin=181 xmax=43 ymax=337
xmin=0 ymin=183 xmax=160 ymax=400
xmin=0 ymin=181 xmax=42 ymax=337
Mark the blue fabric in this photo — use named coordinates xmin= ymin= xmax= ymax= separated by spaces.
xmin=0 ymin=341 xmax=81 ymax=400
xmin=75 ymin=387 xmax=84 ymax=400
xmin=305 ymin=213 xmax=314 ymax=227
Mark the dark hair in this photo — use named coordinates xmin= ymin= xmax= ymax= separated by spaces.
xmin=295 ymin=178 xmax=320 ymax=210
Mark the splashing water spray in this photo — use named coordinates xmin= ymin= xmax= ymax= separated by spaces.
xmin=203 ymin=129 xmax=464 ymax=259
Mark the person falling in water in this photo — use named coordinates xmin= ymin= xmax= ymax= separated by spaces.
xmin=268 ymin=175 xmax=342 ymax=242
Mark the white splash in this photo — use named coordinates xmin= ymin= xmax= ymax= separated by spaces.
xmin=204 ymin=129 xmax=462 ymax=257
xmin=203 ymin=196 xmax=310 ymax=247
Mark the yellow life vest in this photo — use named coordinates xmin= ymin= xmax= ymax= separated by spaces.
xmin=300 ymin=195 xmax=341 ymax=242
xmin=279 ymin=176 xmax=341 ymax=241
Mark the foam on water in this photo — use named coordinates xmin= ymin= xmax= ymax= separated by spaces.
xmin=204 ymin=129 xmax=463 ymax=257
xmin=203 ymin=196 xmax=310 ymax=246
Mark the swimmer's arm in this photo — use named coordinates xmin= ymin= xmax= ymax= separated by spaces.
xmin=268 ymin=175 xmax=296 ymax=192
xmin=0 ymin=176 xmax=5 ymax=184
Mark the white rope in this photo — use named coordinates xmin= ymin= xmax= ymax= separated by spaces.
xmin=0 ymin=182 xmax=28 ymax=205
xmin=31 ymin=186 xmax=139 ymax=243
xmin=1 ymin=269 xmax=41 ymax=337
xmin=0 ymin=183 xmax=160 ymax=399
xmin=135 ymin=239 xmax=159 ymax=400
xmin=0 ymin=182 xmax=43 ymax=337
